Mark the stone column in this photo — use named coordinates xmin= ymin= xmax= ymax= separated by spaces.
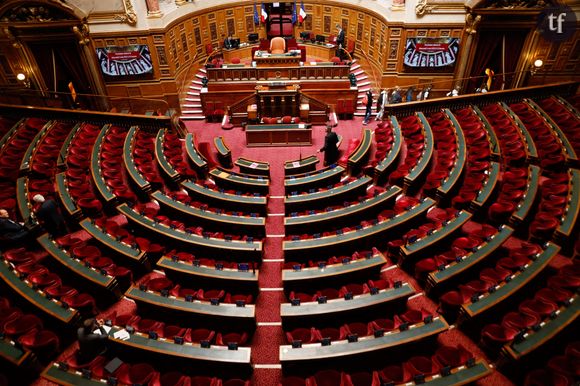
xmin=175 ymin=0 xmax=187 ymax=6
xmin=146 ymin=0 xmax=162 ymax=17
xmin=455 ymin=13 xmax=481 ymax=91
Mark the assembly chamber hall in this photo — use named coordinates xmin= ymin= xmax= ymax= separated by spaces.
xmin=0 ymin=0 xmax=578 ymax=385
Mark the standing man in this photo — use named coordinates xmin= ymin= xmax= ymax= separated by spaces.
xmin=406 ymin=86 xmax=415 ymax=102
xmin=319 ymin=126 xmax=340 ymax=166
xmin=33 ymin=194 xmax=66 ymax=237
xmin=362 ymin=89 xmax=373 ymax=125
xmin=335 ymin=24 xmax=345 ymax=61
xmin=375 ymin=89 xmax=389 ymax=121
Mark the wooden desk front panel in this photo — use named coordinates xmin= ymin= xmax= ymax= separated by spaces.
xmin=246 ymin=127 xmax=312 ymax=147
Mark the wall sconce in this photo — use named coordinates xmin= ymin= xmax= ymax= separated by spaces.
xmin=16 ymin=73 xmax=30 ymax=88
xmin=530 ymin=59 xmax=543 ymax=76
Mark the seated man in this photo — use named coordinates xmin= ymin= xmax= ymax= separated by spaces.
xmin=224 ymin=34 xmax=236 ymax=50
xmin=76 ymin=318 xmax=109 ymax=365
xmin=0 ymin=209 xmax=31 ymax=245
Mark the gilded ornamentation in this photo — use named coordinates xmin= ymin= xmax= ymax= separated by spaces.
xmin=72 ymin=22 xmax=90 ymax=46
xmin=0 ymin=4 xmax=73 ymax=22
xmin=116 ymin=0 xmax=137 ymax=25
xmin=465 ymin=13 xmax=482 ymax=35
xmin=415 ymin=0 xmax=434 ymax=16
xmin=480 ymin=0 xmax=548 ymax=8
xmin=3 ymin=27 xmax=21 ymax=48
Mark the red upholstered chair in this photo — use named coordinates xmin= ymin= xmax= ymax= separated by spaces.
xmin=116 ymin=363 xmax=159 ymax=386
xmin=259 ymin=39 xmax=270 ymax=50
xmin=61 ymin=293 xmax=97 ymax=315
xmin=216 ymin=332 xmax=248 ymax=346
xmin=405 ymin=356 xmax=440 ymax=378
xmin=3 ymin=314 xmax=43 ymax=336
xmin=190 ymin=376 xmax=219 ymax=386
xmin=434 ymin=344 xmax=473 ymax=368
xmin=311 ymin=370 xmax=344 ymax=386
xmin=380 ymin=365 xmax=411 ymax=384
xmin=480 ymin=324 xmax=518 ymax=350
xmin=231 ymin=57 xmax=241 ymax=64
xmin=270 ymin=37 xmax=286 ymax=54
xmin=523 ymin=369 xmax=571 ymax=386
xmin=18 ymin=329 xmax=60 ymax=359
xmin=280 ymin=376 xmax=308 ymax=386
xmin=286 ymin=327 xmax=319 ymax=345
xmin=160 ymin=371 xmax=190 ymax=386
xmin=187 ymin=328 xmax=215 ymax=344
xmin=501 ymin=311 xmax=541 ymax=330
xmin=146 ymin=277 xmax=174 ymax=292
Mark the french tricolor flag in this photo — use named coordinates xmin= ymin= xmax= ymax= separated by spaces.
xmin=299 ymin=1 xmax=307 ymax=23
xmin=260 ymin=3 xmax=268 ymax=23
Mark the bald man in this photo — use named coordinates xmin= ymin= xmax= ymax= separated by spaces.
xmin=0 ymin=209 xmax=30 ymax=245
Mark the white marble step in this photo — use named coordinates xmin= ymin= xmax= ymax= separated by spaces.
xmin=187 ymin=91 xmax=201 ymax=96
xmin=180 ymin=115 xmax=206 ymax=120
xmin=350 ymin=64 xmax=361 ymax=72
xmin=358 ymin=87 xmax=370 ymax=93
xmin=183 ymin=104 xmax=202 ymax=108
xmin=192 ymin=80 xmax=203 ymax=85
xmin=195 ymin=73 xmax=205 ymax=79
xmin=182 ymin=109 xmax=203 ymax=114
xmin=352 ymin=69 xmax=364 ymax=76
xmin=185 ymin=97 xmax=201 ymax=102
xmin=189 ymin=85 xmax=202 ymax=90
xmin=358 ymin=81 xmax=371 ymax=87
xmin=199 ymin=68 xmax=207 ymax=73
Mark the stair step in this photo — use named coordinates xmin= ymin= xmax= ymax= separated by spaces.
xmin=187 ymin=91 xmax=201 ymax=96
xmin=185 ymin=97 xmax=201 ymax=102
xmin=352 ymin=69 xmax=364 ymax=76
xmin=180 ymin=115 xmax=206 ymax=120
xmin=192 ymin=80 xmax=203 ymax=85
xmin=358 ymin=87 xmax=370 ymax=93
xmin=189 ymin=85 xmax=202 ymax=90
xmin=358 ymin=81 xmax=371 ymax=87
xmin=199 ymin=68 xmax=207 ymax=74
xmin=182 ymin=110 xmax=204 ymax=114
xmin=350 ymin=64 xmax=361 ymax=72
xmin=183 ymin=104 xmax=202 ymax=108
xmin=195 ymin=73 xmax=206 ymax=79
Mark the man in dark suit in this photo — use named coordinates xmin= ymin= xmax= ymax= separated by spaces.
xmin=335 ymin=24 xmax=345 ymax=60
xmin=224 ymin=34 xmax=235 ymax=50
xmin=77 ymin=318 xmax=109 ymax=365
xmin=0 ymin=209 xmax=30 ymax=245
xmin=363 ymin=89 xmax=373 ymax=125
xmin=319 ymin=126 xmax=340 ymax=166
xmin=33 ymin=194 xmax=66 ymax=237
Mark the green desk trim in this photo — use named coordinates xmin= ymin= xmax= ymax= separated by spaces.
xmin=57 ymin=123 xmax=81 ymax=169
xmin=123 ymin=126 xmax=150 ymax=191
xmin=152 ymin=190 xmax=265 ymax=229
xmin=0 ymin=338 xmax=30 ymax=365
xmin=16 ymin=176 xmax=33 ymax=224
xmin=526 ymin=99 xmax=578 ymax=162
xmin=235 ymin=157 xmax=270 ymax=176
xmin=79 ymin=218 xmax=145 ymax=261
xmin=402 ymin=211 xmax=472 ymax=256
xmin=348 ymin=128 xmax=372 ymax=166
xmin=91 ymin=124 xmax=115 ymax=202
xmin=19 ymin=122 xmax=51 ymax=172
xmin=472 ymin=105 xmax=501 ymax=157
xmin=126 ymin=286 xmax=256 ymax=319
xmin=285 ymin=176 xmax=372 ymax=207
xmin=500 ymin=102 xmax=538 ymax=160
xmin=209 ymin=168 xmax=269 ymax=193
xmin=511 ymin=165 xmax=540 ymax=223
xmin=0 ymin=260 xmax=78 ymax=323
xmin=283 ymin=253 xmax=387 ymax=282
xmin=246 ymin=123 xmax=310 ymax=130
xmin=182 ymin=181 xmax=267 ymax=208
xmin=423 ymin=361 xmax=491 ymax=386
xmin=281 ymin=283 xmax=414 ymax=318
xmin=462 ymin=243 xmax=560 ymax=318
xmin=375 ymin=116 xmax=403 ymax=175
xmin=38 ymin=233 xmax=115 ymax=289
xmin=118 ymin=204 xmax=263 ymax=254
xmin=285 ymin=155 xmax=319 ymax=175
xmin=505 ymin=295 xmax=579 ymax=359
xmin=555 ymin=95 xmax=580 ymax=117
xmin=473 ymin=162 xmax=500 ymax=208
xmin=285 ymin=185 xmax=399 ymax=230
xmin=428 ymin=225 xmax=514 ymax=286
xmin=42 ymin=364 xmax=106 ymax=386
xmin=406 ymin=113 xmax=434 ymax=184
xmin=158 ymin=256 xmax=259 ymax=283
xmin=155 ymin=129 xmax=180 ymax=180
xmin=438 ymin=109 xmax=467 ymax=196
xmin=279 ymin=317 xmax=448 ymax=362
xmin=0 ymin=118 xmax=24 ymax=149
xmin=185 ymin=133 xmax=208 ymax=171
xmin=214 ymin=136 xmax=231 ymax=157
xmin=283 ymin=198 xmax=435 ymax=252
xmin=284 ymin=165 xmax=345 ymax=190
xmin=55 ymin=173 xmax=81 ymax=218
xmin=108 ymin=326 xmax=251 ymax=364
xmin=556 ymin=168 xmax=580 ymax=238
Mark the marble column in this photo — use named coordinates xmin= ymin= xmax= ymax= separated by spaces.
xmin=146 ymin=0 xmax=162 ymax=17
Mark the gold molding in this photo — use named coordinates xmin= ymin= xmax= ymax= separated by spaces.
xmin=415 ymin=0 xmax=466 ymax=16
xmin=87 ymin=0 xmax=137 ymax=25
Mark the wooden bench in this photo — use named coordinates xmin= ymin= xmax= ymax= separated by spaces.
xmin=235 ymin=157 xmax=270 ymax=176
xmin=209 ymin=167 xmax=269 ymax=195
xmin=214 ymin=136 xmax=233 ymax=168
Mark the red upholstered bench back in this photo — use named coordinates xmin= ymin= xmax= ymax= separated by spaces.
xmin=197 ymin=141 xmax=218 ymax=169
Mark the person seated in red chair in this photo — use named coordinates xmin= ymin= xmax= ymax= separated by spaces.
xmin=33 ymin=194 xmax=67 ymax=237
xmin=76 ymin=318 xmax=109 ymax=365
xmin=0 ymin=208 xmax=32 ymax=246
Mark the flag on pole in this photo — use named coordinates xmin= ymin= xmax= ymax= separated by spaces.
xmin=291 ymin=1 xmax=297 ymax=25
xmin=260 ymin=3 xmax=268 ymax=24
xmin=253 ymin=2 xmax=259 ymax=25
xmin=299 ymin=1 xmax=307 ymax=23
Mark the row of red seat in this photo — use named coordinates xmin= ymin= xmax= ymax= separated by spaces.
xmin=28 ymin=121 xmax=72 ymax=177
xmin=510 ymin=101 xmax=566 ymax=170
xmin=281 ymin=344 xmax=476 ymax=386
xmin=65 ymin=122 xmax=104 ymax=215
xmin=289 ymin=278 xmax=394 ymax=304
xmin=451 ymin=107 xmax=494 ymax=207
xmin=487 ymin=166 xmax=531 ymax=223
xmin=0 ymin=296 xmax=59 ymax=361
xmin=539 ymin=97 xmax=580 ymax=156
xmin=142 ymin=274 xmax=254 ymax=306
xmin=3 ymin=247 xmax=98 ymax=315
xmin=0 ymin=117 xmax=46 ymax=181
xmin=159 ymin=190 xmax=259 ymax=218
xmin=481 ymin=103 xmax=528 ymax=164
xmin=438 ymin=241 xmax=543 ymax=316
xmin=423 ymin=111 xmax=459 ymax=191
xmin=163 ymin=131 xmax=198 ymax=180
xmin=529 ymin=170 xmax=571 ymax=240
xmin=285 ymin=307 xmax=434 ymax=346
xmin=133 ymin=129 xmax=165 ymax=187
xmin=388 ymin=115 xmax=426 ymax=186
xmin=168 ymin=249 xmax=253 ymax=271
xmin=64 ymin=352 xmax=250 ymax=386
xmin=99 ymin=126 xmax=138 ymax=202
xmin=480 ymin=260 xmax=578 ymax=351
xmin=284 ymin=248 xmax=377 ymax=271
xmin=90 ymin=214 xmax=165 ymax=255
xmin=523 ymin=341 xmax=579 ymax=386
xmin=374 ymin=121 xmax=395 ymax=163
